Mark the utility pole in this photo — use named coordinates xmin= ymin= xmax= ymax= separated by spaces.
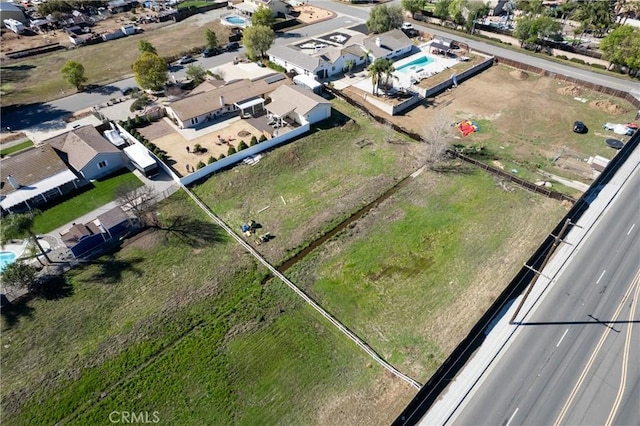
xmin=510 ymin=218 xmax=573 ymax=324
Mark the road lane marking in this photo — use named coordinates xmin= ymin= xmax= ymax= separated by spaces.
xmin=556 ymin=329 xmax=569 ymax=348
xmin=627 ymin=223 xmax=635 ymax=236
xmin=605 ymin=271 xmax=640 ymax=426
xmin=596 ymin=270 xmax=606 ymax=284
xmin=554 ymin=271 xmax=640 ymax=426
xmin=506 ymin=408 xmax=519 ymax=426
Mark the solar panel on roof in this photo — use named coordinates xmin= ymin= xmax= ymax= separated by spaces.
xmin=265 ymin=74 xmax=286 ymax=84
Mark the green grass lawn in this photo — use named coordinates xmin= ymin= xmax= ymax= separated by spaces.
xmin=0 ymin=140 xmax=33 ymax=157
xmin=31 ymin=170 xmax=142 ymax=234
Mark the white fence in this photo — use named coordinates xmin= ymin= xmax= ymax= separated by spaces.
xmin=180 ymin=123 xmax=311 ymax=186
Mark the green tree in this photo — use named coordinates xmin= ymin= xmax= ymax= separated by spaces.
xmin=464 ymin=1 xmax=491 ymax=33
xmin=228 ymin=146 xmax=237 ymax=156
xmin=251 ymin=6 xmax=275 ymax=27
xmin=207 ymin=156 xmax=216 ymax=164
xmin=516 ymin=0 xmax=543 ymax=15
xmin=1 ymin=262 xmax=37 ymax=290
xmin=381 ymin=59 xmax=395 ymax=95
xmin=368 ymin=57 xmax=392 ymax=96
xmin=138 ymin=39 xmax=157 ymax=54
xmin=60 ymin=60 xmax=87 ymax=90
xmin=196 ymin=161 xmax=206 ymax=169
xmin=513 ymin=15 xmax=561 ymax=49
xmin=250 ymin=135 xmax=258 ymax=145
xmin=572 ymin=0 xmax=614 ymax=39
xmin=434 ymin=0 xmax=453 ymax=20
xmin=132 ymin=52 xmax=168 ymax=91
xmin=0 ymin=211 xmax=51 ymax=263
xmin=367 ymin=4 xmax=404 ymax=33
xmin=205 ymin=28 xmax=218 ymax=49
xmin=344 ymin=59 xmax=355 ymax=73
xmin=600 ymin=25 xmax=640 ymax=72
xmin=237 ymin=140 xmax=248 ymax=150
xmin=186 ymin=64 xmax=207 ymax=85
xmin=242 ymin=25 xmax=275 ymax=59
xmin=401 ymin=0 xmax=425 ymax=17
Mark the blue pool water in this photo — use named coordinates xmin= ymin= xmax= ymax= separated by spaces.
xmin=395 ymin=55 xmax=435 ymax=74
xmin=225 ymin=15 xmax=247 ymax=26
xmin=0 ymin=251 xmax=17 ymax=271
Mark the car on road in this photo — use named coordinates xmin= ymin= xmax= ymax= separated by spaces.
xmin=225 ymin=42 xmax=240 ymax=51
xmin=120 ymin=87 xmax=139 ymax=96
xmin=573 ymin=120 xmax=587 ymax=134
xmin=178 ymin=55 xmax=196 ymax=64
xmin=202 ymin=47 xmax=223 ymax=57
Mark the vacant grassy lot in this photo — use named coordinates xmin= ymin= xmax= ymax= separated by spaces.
xmin=1 ymin=99 xmax=570 ymax=424
xmin=31 ymin=170 xmax=142 ymax=234
xmin=0 ymin=140 xmax=33 ymax=156
xmin=1 ymin=15 xmax=230 ymax=107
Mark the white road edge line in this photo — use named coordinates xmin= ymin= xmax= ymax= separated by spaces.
xmin=506 ymin=408 xmax=519 ymax=426
xmin=556 ymin=328 xmax=569 ymax=348
xmin=596 ymin=270 xmax=606 ymax=284
xmin=627 ymin=223 xmax=636 ymax=236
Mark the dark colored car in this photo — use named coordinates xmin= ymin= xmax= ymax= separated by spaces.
xmin=573 ymin=121 xmax=587 ymax=134
xmin=226 ymin=42 xmax=240 ymax=51
xmin=202 ymin=47 xmax=223 ymax=57
xmin=178 ymin=55 xmax=196 ymax=65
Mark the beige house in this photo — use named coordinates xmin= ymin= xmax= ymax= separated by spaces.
xmin=266 ymin=85 xmax=332 ymax=125
xmin=165 ymin=74 xmax=289 ymax=129
xmin=233 ymin=0 xmax=291 ymax=17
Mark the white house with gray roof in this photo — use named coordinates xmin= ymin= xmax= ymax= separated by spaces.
xmin=267 ymin=28 xmax=413 ymax=79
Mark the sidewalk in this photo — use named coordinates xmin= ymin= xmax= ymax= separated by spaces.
xmin=420 ymin=142 xmax=640 ymax=425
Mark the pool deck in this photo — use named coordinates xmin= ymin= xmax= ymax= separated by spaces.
xmin=1 ymin=240 xmax=28 ymax=259
xmin=393 ymin=44 xmax=459 ymax=88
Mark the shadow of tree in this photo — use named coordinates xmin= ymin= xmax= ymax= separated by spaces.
xmin=1 ymin=296 xmax=34 ymax=329
xmin=0 ymin=64 xmax=36 ymax=86
xmin=84 ymin=256 xmax=145 ymax=285
xmin=0 ymin=102 xmax=72 ymax=131
xmin=160 ymin=215 xmax=226 ymax=248
xmin=31 ymin=275 xmax=74 ymax=300
xmin=85 ymin=84 xmax=122 ymax=96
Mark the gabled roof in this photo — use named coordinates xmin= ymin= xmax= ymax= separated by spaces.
xmin=98 ymin=206 xmax=130 ymax=229
xmin=0 ymin=144 xmax=73 ymax=197
xmin=267 ymin=44 xmax=323 ymax=72
xmin=363 ymin=29 xmax=413 ymax=58
xmin=45 ymin=125 xmax=121 ymax=171
xmin=268 ymin=84 xmax=332 ymax=116
xmin=168 ymin=74 xmax=288 ymax=122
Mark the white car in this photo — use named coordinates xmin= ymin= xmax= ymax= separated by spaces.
xmin=401 ymin=22 xmax=414 ymax=30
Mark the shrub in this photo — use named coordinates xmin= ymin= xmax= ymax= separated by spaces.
xmin=250 ymin=135 xmax=258 ymax=146
xmin=569 ymin=57 xmax=585 ymax=64
xmin=130 ymin=94 xmax=151 ymax=112
xmin=193 ymin=143 xmax=207 ymax=153
xmin=556 ymin=55 xmax=568 ymax=60
xmin=196 ymin=161 xmax=206 ymax=170
xmin=228 ymin=146 xmax=236 ymax=156
xmin=259 ymin=134 xmax=267 ymax=142
xmin=218 ymin=153 xmax=226 ymax=160
xmin=590 ymin=63 xmax=607 ymax=70
xmin=237 ymin=141 xmax=248 ymax=151
xmin=267 ymin=61 xmax=286 ymax=73
xmin=207 ymin=156 xmax=216 ymax=164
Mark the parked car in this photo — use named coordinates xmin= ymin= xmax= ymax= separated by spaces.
xmin=178 ymin=55 xmax=196 ymax=64
xmin=573 ymin=121 xmax=587 ymax=134
xmin=120 ymin=87 xmax=139 ymax=96
xmin=401 ymin=22 xmax=414 ymax=30
xmin=226 ymin=42 xmax=240 ymax=51
xmin=202 ymin=47 xmax=222 ymax=57
xmin=256 ymin=60 xmax=266 ymax=68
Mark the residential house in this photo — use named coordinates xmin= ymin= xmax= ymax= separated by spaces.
xmin=233 ymin=0 xmax=291 ymax=17
xmin=267 ymin=28 xmax=413 ymax=79
xmin=60 ymin=206 xmax=138 ymax=258
xmin=0 ymin=144 xmax=85 ymax=213
xmin=45 ymin=125 xmax=128 ymax=180
xmin=266 ymin=84 xmax=332 ymax=125
xmin=165 ymin=74 xmax=289 ymax=129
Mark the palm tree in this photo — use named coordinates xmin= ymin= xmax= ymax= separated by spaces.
xmin=382 ymin=59 xmax=396 ymax=95
xmin=0 ymin=211 xmax=51 ymax=264
xmin=503 ymin=0 xmax=516 ymax=26
xmin=367 ymin=58 xmax=385 ymax=96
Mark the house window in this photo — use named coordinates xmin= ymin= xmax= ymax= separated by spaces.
xmin=191 ymin=117 xmax=199 ymax=125
xmin=98 ymin=160 xmax=108 ymax=169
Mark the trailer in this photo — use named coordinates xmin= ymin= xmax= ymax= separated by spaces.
xmin=124 ymin=144 xmax=160 ymax=178
xmin=4 ymin=18 xmax=25 ymax=34
xmin=292 ymin=75 xmax=323 ymax=94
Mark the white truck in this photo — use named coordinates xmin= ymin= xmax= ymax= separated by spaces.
xmin=4 ymin=19 xmax=25 ymax=34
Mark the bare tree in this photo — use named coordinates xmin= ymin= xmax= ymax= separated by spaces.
xmin=423 ymin=111 xmax=453 ymax=168
xmin=115 ymin=183 xmax=157 ymax=226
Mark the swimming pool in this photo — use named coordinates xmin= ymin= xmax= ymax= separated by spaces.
xmin=223 ymin=15 xmax=248 ymax=27
xmin=0 ymin=251 xmax=17 ymax=271
xmin=395 ymin=55 xmax=435 ymax=74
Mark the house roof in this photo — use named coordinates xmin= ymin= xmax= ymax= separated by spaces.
xmin=268 ymin=44 xmax=323 ymax=72
xmin=97 ymin=206 xmax=130 ymax=230
xmin=363 ymin=29 xmax=413 ymax=58
xmin=0 ymin=144 xmax=73 ymax=197
xmin=168 ymin=74 xmax=288 ymax=122
xmin=0 ymin=169 xmax=79 ymax=211
xmin=45 ymin=125 xmax=121 ymax=171
xmin=268 ymin=84 xmax=332 ymax=116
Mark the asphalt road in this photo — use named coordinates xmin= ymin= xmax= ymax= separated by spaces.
xmin=451 ymin=167 xmax=640 ymax=425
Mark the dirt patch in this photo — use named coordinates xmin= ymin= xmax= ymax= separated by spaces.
xmin=293 ymin=5 xmax=336 ymax=25
xmin=237 ymin=130 xmax=251 ymax=138
xmin=509 ymin=70 xmax=529 ymax=80
xmin=589 ymin=99 xmax=629 ymax=115
xmin=557 ymin=84 xmax=583 ymax=96
xmin=317 ymin=375 xmax=415 ymax=426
